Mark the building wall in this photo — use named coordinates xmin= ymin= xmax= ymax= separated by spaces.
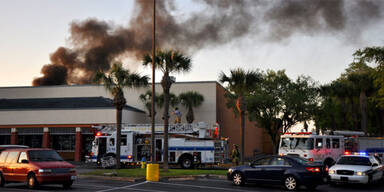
xmin=216 ymin=84 xmax=265 ymax=159
xmin=0 ymin=82 xmax=217 ymax=125
xmin=0 ymin=109 xmax=146 ymax=125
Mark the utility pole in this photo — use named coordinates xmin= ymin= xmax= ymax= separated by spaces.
xmin=151 ymin=0 xmax=156 ymax=164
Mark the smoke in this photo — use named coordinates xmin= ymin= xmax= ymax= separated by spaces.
xmin=33 ymin=0 xmax=384 ymax=86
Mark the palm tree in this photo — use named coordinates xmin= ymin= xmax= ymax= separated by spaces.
xmin=143 ymin=49 xmax=191 ymax=171
xmin=219 ymin=68 xmax=262 ymax=164
xmin=179 ymin=91 xmax=205 ymax=123
xmin=94 ymin=63 xmax=149 ymax=169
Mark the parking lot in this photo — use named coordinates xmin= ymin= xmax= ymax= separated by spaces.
xmin=2 ymin=177 xmax=384 ymax=192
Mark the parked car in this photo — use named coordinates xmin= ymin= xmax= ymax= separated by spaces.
xmin=227 ymin=155 xmax=325 ymax=190
xmin=0 ymin=145 xmax=28 ymax=153
xmin=0 ymin=148 xmax=77 ymax=189
xmin=328 ymin=153 xmax=384 ymax=184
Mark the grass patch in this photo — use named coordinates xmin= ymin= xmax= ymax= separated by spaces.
xmin=82 ymin=168 xmax=227 ymax=178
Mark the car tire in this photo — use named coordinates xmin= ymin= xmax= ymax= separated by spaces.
xmin=284 ymin=176 xmax=298 ymax=191
xmin=232 ymin=172 xmax=245 ymax=186
xmin=180 ymin=157 xmax=193 ymax=169
xmin=63 ymin=181 xmax=73 ymax=189
xmin=27 ymin=174 xmax=39 ymax=189
xmin=0 ymin=172 xmax=5 ymax=187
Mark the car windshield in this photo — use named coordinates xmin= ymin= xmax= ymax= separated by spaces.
xmin=337 ymin=156 xmax=371 ymax=166
xmin=28 ymin=150 xmax=63 ymax=162
xmin=280 ymin=137 xmax=314 ymax=150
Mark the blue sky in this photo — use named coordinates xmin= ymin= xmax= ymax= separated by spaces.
xmin=0 ymin=0 xmax=383 ymax=87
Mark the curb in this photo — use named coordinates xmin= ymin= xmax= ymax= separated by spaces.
xmin=79 ymin=174 xmax=226 ymax=182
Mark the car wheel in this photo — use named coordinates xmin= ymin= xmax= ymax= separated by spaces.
xmin=180 ymin=157 xmax=193 ymax=169
xmin=284 ymin=176 xmax=298 ymax=191
xmin=0 ymin=172 xmax=5 ymax=187
xmin=232 ymin=172 xmax=245 ymax=186
xmin=27 ymin=174 xmax=39 ymax=189
xmin=63 ymin=181 xmax=73 ymax=189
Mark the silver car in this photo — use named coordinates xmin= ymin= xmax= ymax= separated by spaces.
xmin=328 ymin=154 xmax=384 ymax=184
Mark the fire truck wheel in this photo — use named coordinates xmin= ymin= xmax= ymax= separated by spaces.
xmin=180 ymin=157 xmax=193 ymax=169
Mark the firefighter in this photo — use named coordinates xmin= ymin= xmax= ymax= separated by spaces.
xmin=231 ymin=144 xmax=240 ymax=166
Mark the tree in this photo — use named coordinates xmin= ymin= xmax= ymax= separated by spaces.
xmin=94 ymin=63 xmax=148 ymax=169
xmin=247 ymin=70 xmax=318 ymax=153
xmin=143 ymin=49 xmax=191 ymax=171
xmin=219 ymin=68 xmax=262 ymax=164
xmin=179 ymin=91 xmax=205 ymax=123
xmin=354 ymin=47 xmax=384 ymax=108
xmin=344 ymin=62 xmax=375 ymax=134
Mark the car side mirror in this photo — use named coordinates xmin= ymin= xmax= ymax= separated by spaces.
xmin=21 ymin=159 xmax=29 ymax=164
xmin=372 ymin=163 xmax=378 ymax=167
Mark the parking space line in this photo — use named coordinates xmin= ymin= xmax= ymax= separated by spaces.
xmin=95 ymin=181 xmax=149 ymax=192
xmin=155 ymin=182 xmax=259 ymax=192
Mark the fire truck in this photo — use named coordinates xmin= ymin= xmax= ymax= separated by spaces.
xmin=278 ymin=131 xmax=384 ymax=167
xmin=278 ymin=132 xmax=345 ymax=168
xmin=88 ymin=122 xmax=228 ymax=168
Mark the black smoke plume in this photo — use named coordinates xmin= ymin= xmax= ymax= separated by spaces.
xmin=33 ymin=0 xmax=384 ymax=86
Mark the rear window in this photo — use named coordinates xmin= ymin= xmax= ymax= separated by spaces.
xmin=289 ymin=156 xmax=312 ymax=165
xmin=337 ymin=156 xmax=371 ymax=166
xmin=5 ymin=152 xmax=19 ymax=163
xmin=0 ymin=152 xmax=8 ymax=163
xmin=28 ymin=150 xmax=63 ymax=162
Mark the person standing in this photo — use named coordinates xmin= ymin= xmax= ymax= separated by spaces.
xmin=231 ymin=144 xmax=240 ymax=166
xmin=173 ymin=107 xmax=182 ymax=124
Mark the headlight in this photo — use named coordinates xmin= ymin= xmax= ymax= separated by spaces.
xmin=328 ymin=170 xmax=335 ymax=174
xmin=38 ymin=169 xmax=52 ymax=173
xmin=228 ymin=168 xmax=233 ymax=174
xmin=355 ymin=171 xmax=366 ymax=176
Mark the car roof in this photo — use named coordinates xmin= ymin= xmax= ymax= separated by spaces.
xmin=2 ymin=148 xmax=53 ymax=152
xmin=0 ymin=145 xmax=29 ymax=148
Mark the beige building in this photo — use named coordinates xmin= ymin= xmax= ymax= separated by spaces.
xmin=0 ymin=81 xmax=273 ymax=161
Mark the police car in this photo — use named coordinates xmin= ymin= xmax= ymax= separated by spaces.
xmin=328 ymin=152 xmax=384 ymax=184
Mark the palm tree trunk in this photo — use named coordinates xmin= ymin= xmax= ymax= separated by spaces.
xmin=360 ymin=91 xmax=367 ymax=135
xmin=163 ymin=88 xmax=170 ymax=171
xmin=161 ymin=74 xmax=172 ymax=172
xmin=239 ymin=96 xmax=245 ymax=165
xmin=186 ymin=107 xmax=194 ymax=123
xmin=116 ymin=107 xmax=122 ymax=169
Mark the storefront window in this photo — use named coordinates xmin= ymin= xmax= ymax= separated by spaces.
xmin=0 ymin=135 xmax=10 ymax=145
xmin=18 ymin=135 xmax=42 ymax=148
xmin=51 ymin=135 xmax=75 ymax=151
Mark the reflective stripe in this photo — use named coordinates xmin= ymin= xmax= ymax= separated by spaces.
xmin=169 ymin=146 xmax=214 ymax=151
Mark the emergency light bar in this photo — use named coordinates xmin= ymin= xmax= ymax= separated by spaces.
xmin=344 ymin=151 xmax=368 ymax=156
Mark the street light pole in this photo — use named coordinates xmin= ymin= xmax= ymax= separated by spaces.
xmin=151 ymin=0 xmax=156 ymax=164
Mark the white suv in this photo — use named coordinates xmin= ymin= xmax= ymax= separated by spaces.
xmin=328 ymin=154 xmax=384 ymax=184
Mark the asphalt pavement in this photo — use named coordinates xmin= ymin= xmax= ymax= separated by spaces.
xmin=2 ymin=177 xmax=384 ymax=192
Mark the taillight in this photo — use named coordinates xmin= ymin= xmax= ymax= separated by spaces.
xmin=325 ymin=166 xmax=329 ymax=172
xmin=306 ymin=167 xmax=321 ymax=173
xmin=90 ymin=152 xmax=93 ymax=157
xmin=308 ymin=158 xmax=314 ymax=162
xmin=128 ymin=155 xmax=132 ymax=159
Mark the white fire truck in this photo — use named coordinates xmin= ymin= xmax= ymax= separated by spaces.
xmin=88 ymin=122 xmax=228 ymax=168
xmin=278 ymin=132 xmax=345 ymax=168
xmin=278 ymin=131 xmax=384 ymax=167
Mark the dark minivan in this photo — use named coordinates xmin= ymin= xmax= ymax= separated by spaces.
xmin=0 ymin=148 xmax=77 ymax=189
xmin=227 ymin=155 xmax=325 ymax=190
